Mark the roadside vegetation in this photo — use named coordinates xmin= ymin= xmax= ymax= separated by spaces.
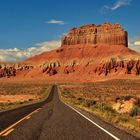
xmin=59 ymin=79 xmax=140 ymax=136
xmin=0 ymin=80 xmax=51 ymax=111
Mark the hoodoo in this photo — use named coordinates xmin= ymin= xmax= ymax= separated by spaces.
xmin=62 ymin=22 xmax=128 ymax=47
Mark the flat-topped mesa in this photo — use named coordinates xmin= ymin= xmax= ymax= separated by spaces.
xmin=61 ymin=22 xmax=128 ymax=47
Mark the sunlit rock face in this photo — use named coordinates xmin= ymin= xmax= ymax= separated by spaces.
xmin=1 ymin=22 xmax=140 ymax=79
xmin=61 ymin=22 xmax=128 ymax=47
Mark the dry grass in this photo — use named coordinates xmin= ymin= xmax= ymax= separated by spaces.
xmin=59 ymin=79 xmax=140 ymax=136
xmin=0 ymin=79 xmax=51 ymax=111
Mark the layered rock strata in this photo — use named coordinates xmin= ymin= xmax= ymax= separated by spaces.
xmin=62 ymin=22 xmax=128 ymax=47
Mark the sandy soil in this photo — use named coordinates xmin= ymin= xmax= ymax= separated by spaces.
xmin=0 ymin=76 xmax=140 ymax=104
xmin=0 ymin=95 xmax=37 ymax=103
xmin=0 ymin=77 xmax=51 ymax=106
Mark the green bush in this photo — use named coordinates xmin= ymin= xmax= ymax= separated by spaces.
xmin=118 ymin=114 xmax=129 ymax=123
xmin=89 ymin=100 xmax=97 ymax=106
xmin=103 ymin=104 xmax=116 ymax=113
xmin=94 ymin=102 xmax=116 ymax=113
xmin=82 ymin=100 xmax=97 ymax=108
xmin=72 ymin=99 xmax=82 ymax=105
xmin=83 ymin=100 xmax=91 ymax=107
xmin=129 ymin=106 xmax=140 ymax=117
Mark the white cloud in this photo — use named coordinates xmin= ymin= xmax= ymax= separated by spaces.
xmin=0 ymin=40 xmax=60 ymax=62
xmin=111 ymin=0 xmax=132 ymax=10
xmin=46 ymin=19 xmax=66 ymax=25
xmin=129 ymin=37 xmax=140 ymax=52
xmin=134 ymin=41 xmax=140 ymax=46
xmin=101 ymin=0 xmax=132 ymax=14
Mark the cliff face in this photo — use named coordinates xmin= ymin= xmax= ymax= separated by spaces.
xmin=1 ymin=22 xmax=140 ymax=79
xmin=62 ymin=22 xmax=128 ymax=47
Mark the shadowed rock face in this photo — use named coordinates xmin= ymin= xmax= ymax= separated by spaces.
xmin=42 ymin=61 xmax=60 ymax=76
xmin=0 ymin=66 xmax=16 ymax=78
xmin=94 ymin=59 xmax=140 ymax=76
xmin=62 ymin=22 xmax=128 ymax=47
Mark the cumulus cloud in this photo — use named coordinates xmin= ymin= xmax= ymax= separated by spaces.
xmin=134 ymin=41 xmax=140 ymax=46
xmin=0 ymin=40 xmax=60 ymax=62
xmin=101 ymin=0 xmax=132 ymax=14
xmin=129 ymin=37 xmax=140 ymax=52
xmin=46 ymin=19 xmax=66 ymax=25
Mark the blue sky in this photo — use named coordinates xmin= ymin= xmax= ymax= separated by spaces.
xmin=0 ymin=0 xmax=140 ymax=61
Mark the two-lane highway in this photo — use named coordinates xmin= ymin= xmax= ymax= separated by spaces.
xmin=0 ymin=85 xmax=139 ymax=140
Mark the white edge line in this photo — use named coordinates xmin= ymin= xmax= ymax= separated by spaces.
xmin=62 ymin=101 xmax=120 ymax=140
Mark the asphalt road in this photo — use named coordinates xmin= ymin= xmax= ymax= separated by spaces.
xmin=0 ymin=85 xmax=139 ymax=140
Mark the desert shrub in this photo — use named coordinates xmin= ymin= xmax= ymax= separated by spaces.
xmin=115 ymin=96 xmax=133 ymax=102
xmin=94 ymin=102 xmax=116 ymax=113
xmin=89 ymin=100 xmax=97 ymax=106
xmin=28 ymin=99 xmax=33 ymax=101
xmin=115 ymin=97 xmax=120 ymax=102
xmin=118 ymin=114 xmax=129 ymax=123
xmin=103 ymin=104 xmax=116 ymax=113
xmin=137 ymin=98 xmax=140 ymax=106
xmin=77 ymin=97 xmax=84 ymax=101
xmin=61 ymin=89 xmax=71 ymax=97
xmin=19 ymin=101 xmax=24 ymax=104
xmin=83 ymin=100 xmax=91 ymax=107
xmin=119 ymin=96 xmax=132 ymax=101
xmin=61 ymin=88 xmax=77 ymax=99
xmin=72 ymin=99 xmax=82 ymax=105
xmin=129 ymin=106 xmax=140 ymax=117
xmin=82 ymin=100 xmax=97 ymax=108
xmin=94 ymin=102 xmax=105 ymax=110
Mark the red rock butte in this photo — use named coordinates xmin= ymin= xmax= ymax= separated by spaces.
xmin=61 ymin=22 xmax=128 ymax=47
xmin=0 ymin=22 xmax=140 ymax=80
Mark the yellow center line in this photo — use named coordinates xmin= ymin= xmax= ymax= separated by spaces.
xmin=0 ymin=108 xmax=41 ymax=136
xmin=2 ymin=128 xmax=14 ymax=137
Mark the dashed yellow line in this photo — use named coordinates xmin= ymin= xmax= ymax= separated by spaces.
xmin=2 ymin=128 xmax=14 ymax=137
xmin=0 ymin=108 xmax=41 ymax=137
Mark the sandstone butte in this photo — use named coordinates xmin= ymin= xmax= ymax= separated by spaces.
xmin=0 ymin=22 xmax=140 ymax=81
